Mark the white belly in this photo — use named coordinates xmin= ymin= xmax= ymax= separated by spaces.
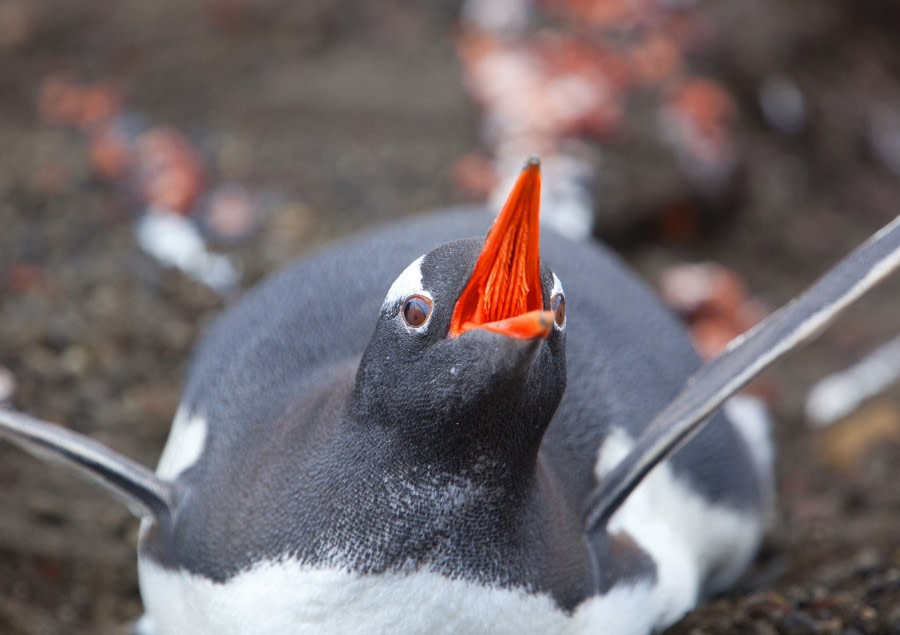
xmin=137 ymin=555 xmax=691 ymax=635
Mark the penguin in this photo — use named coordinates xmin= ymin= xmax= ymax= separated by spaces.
xmin=1 ymin=158 xmax=898 ymax=635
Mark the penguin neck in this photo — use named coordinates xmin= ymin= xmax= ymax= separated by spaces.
xmin=348 ymin=362 xmax=556 ymax=470
xmin=345 ymin=383 xmax=550 ymax=486
xmin=341 ymin=404 xmax=543 ymax=491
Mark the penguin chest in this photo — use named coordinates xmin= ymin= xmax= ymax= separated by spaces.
xmin=136 ymin=556 xmax=676 ymax=635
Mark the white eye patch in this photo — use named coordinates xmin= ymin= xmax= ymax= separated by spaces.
xmin=382 ymin=255 xmax=426 ymax=310
xmin=381 ymin=256 xmax=434 ymax=333
xmin=550 ymin=272 xmax=564 ymax=299
xmin=382 ymin=256 xmax=436 ymax=333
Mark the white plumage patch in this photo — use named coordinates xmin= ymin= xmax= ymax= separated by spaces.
xmin=137 ymin=557 xmax=667 ymax=635
xmin=594 ymin=428 xmax=764 ymax=605
xmin=550 ymin=272 xmax=564 ymax=298
xmin=724 ymin=396 xmax=774 ymax=487
xmin=382 ymin=255 xmax=426 ymax=310
xmin=381 ymin=255 xmax=437 ymax=333
xmin=155 ymin=406 xmax=208 ymax=480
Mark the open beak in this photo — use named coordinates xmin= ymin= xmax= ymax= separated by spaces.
xmin=449 ymin=157 xmax=554 ymax=340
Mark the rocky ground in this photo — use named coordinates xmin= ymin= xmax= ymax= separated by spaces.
xmin=0 ymin=1 xmax=898 ymax=633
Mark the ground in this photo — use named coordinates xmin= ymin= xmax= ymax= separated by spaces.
xmin=0 ymin=1 xmax=898 ymax=633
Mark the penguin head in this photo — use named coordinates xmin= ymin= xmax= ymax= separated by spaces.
xmin=351 ymin=159 xmax=567 ymax=466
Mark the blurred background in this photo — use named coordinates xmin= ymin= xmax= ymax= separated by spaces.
xmin=0 ymin=0 xmax=899 ymax=632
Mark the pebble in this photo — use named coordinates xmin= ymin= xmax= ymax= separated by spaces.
xmin=759 ymin=74 xmax=806 ymax=135
xmin=200 ymin=183 xmax=260 ymax=241
xmin=135 ymin=208 xmax=240 ymax=294
xmin=777 ymin=609 xmax=821 ymax=635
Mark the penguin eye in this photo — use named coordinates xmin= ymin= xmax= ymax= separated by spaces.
xmin=401 ymin=295 xmax=433 ymax=328
xmin=551 ymin=293 xmax=566 ymax=328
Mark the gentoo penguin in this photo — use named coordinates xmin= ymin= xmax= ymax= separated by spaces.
xmin=1 ymin=159 xmax=899 ymax=635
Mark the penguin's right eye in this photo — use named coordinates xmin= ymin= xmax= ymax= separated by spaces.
xmin=402 ymin=295 xmax=433 ymax=328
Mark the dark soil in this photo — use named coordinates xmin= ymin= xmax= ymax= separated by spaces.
xmin=0 ymin=1 xmax=898 ymax=633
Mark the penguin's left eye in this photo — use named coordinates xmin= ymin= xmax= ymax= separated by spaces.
xmin=551 ymin=293 xmax=566 ymax=328
xmin=402 ymin=295 xmax=433 ymax=328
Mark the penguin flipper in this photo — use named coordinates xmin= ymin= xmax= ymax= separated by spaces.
xmin=0 ymin=407 xmax=174 ymax=520
xmin=585 ymin=214 xmax=900 ymax=532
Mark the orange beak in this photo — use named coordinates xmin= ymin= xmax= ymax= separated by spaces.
xmin=449 ymin=157 xmax=554 ymax=340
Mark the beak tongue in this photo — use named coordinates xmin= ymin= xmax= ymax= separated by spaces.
xmin=449 ymin=157 xmax=552 ymax=340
